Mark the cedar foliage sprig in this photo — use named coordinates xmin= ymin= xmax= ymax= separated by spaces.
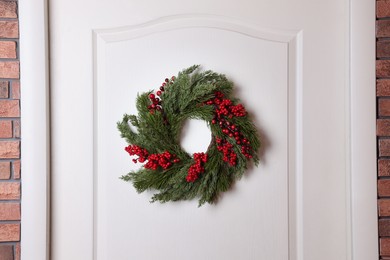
xmin=118 ymin=65 xmax=260 ymax=206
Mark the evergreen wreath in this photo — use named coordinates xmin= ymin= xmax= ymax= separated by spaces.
xmin=118 ymin=65 xmax=260 ymax=206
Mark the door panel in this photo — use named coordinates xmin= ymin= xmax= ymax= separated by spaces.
xmin=96 ymin=18 xmax=290 ymax=260
xmin=50 ymin=1 xmax=348 ymax=259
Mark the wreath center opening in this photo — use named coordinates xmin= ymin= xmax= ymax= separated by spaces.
xmin=180 ymin=119 xmax=212 ymax=155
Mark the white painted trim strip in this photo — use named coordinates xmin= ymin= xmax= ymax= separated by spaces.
xmin=350 ymin=0 xmax=378 ymax=259
xmin=19 ymin=0 xmax=50 ymax=259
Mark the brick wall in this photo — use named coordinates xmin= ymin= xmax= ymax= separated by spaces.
xmin=378 ymin=1 xmax=390 ymax=259
xmin=0 ymin=1 xmax=20 ymax=260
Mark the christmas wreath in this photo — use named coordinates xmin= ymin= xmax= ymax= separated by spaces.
xmin=118 ymin=65 xmax=260 ymax=206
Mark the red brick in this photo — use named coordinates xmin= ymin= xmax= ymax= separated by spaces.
xmin=0 ymin=61 xmax=19 ymax=78
xmin=379 ymin=160 xmax=390 ymax=176
xmin=0 ymin=21 xmax=18 ymax=38
xmin=0 ymin=120 xmax=12 ymax=138
xmin=380 ymin=219 xmax=390 ymax=236
xmin=15 ymin=243 xmax=20 ymax=260
xmin=377 ymin=60 xmax=390 ymax=78
xmin=0 ymin=161 xmax=10 ymax=179
xmin=379 ymin=179 xmax=390 ymax=197
xmin=13 ymin=119 xmax=19 ymax=138
xmin=378 ymin=20 xmax=390 ymax=37
xmin=378 ymin=40 xmax=390 ymax=57
xmin=0 ymin=245 xmax=13 ymax=260
xmin=12 ymin=160 xmax=20 ymax=179
xmin=0 ymin=224 xmax=19 ymax=242
xmin=381 ymin=238 xmax=390 ymax=256
xmin=378 ymin=80 xmax=390 ymax=96
xmin=0 ymin=100 xmax=19 ymax=117
xmin=0 ymin=141 xmax=19 ymax=158
xmin=0 ymin=41 xmax=16 ymax=59
xmin=0 ymin=81 xmax=8 ymax=98
xmin=378 ymin=1 xmax=390 ymax=18
xmin=380 ymin=180 xmax=390 ymax=199
xmin=0 ymin=203 xmax=20 ymax=220
xmin=0 ymin=2 xmax=17 ymax=18
xmin=378 ymin=119 xmax=390 ymax=136
xmin=379 ymin=199 xmax=390 ymax=216
xmin=11 ymin=80 xmax=19 ymax=99
xmin=380 ymin=99 xmax=390 ymax=116
xmin=0 ymin=182 xmax=19 ymax=200
xmin=380 ymin=139 xmax=390 ymax=157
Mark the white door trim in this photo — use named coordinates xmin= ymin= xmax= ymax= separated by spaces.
xmin=19 ymin=0 xmax=51 ymax=259
xmin=19 ymin=0 xmax=377 ymax=259
xmin=349 ymin=1 xmax=378 ymax=259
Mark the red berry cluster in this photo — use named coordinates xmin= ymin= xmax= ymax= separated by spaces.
xmin=125 ymin=145 xmax=149 ymax=163
xmin=231 ymin=104 xmax=246 ymax=117
xmin=147 ymin=93 xmax=162 ymax=113
xmin=144 ymin=151 xmax=180 ymax=170
xmin=216 ymin=138 xmax=237 ymax=166
xmin=147 ymin=76 xmax=176 ymax=114
xmin=206 ymin=91 xmax=253 ymax=162
xmin=186 ymin=152 xmax=208 ymax=182
xmin=205 ymin=91 xmax=247 ymax=119
xmin=125 ymin=145 xmax=179 ymax=170
xmin=214 ymin=119 xmax=253 ymax=159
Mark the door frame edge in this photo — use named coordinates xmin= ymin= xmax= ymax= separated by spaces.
xmin=349 ymin=0 xmax=378 ymax=259
xmin=19 ymin=0 xmax=51 ymax=259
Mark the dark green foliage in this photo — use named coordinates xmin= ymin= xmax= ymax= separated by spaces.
xmin=118 ymin=65 xmax=260 ymax=206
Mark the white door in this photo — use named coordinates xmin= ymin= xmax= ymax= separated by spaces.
xmin=46 ymin=1 xmax=376 ymax=260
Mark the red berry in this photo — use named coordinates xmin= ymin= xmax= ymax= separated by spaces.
xmin=157 ymin=91 xmax=162 ymax=96
xmin=186 ymin=152 xmax=208 ymax=182
xmin=149 ymin=93 xmax=155 ymax=99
